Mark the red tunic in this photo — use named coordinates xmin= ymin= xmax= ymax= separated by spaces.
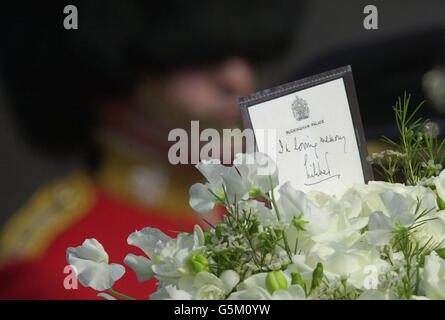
xmin=0 ymin=175 xmax=204 ymax=300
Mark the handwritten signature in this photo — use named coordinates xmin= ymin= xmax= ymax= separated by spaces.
xmin=303 ymin=152 xmax=340 ymax=186
xmin=277 ymin=133 xmax=346 ymax=186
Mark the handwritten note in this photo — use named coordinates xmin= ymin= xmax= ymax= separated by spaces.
xmin=247 ymin=78 xmax=365 ymax=195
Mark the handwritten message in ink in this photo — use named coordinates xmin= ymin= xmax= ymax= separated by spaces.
xmin=247 ymin=78 xmax=365 ymax=195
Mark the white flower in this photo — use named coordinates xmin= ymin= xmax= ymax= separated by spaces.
xmin=422 ymin=252 xmax=445 ymax=299
xmin=309 ymin=193 xmax=368 ymax=246
xmin=189 ymin=152 xmax=279 ymax=214
xmin=345 ymin=181 xmax=409 ymax=214
xmin=219 ymin=166 xmax=251 ymax=204
xmin=435 ymin=169 xmax=445 ymax=202
xmin=150 ymin=285 xmax=192 ymax=300
xmin=189 ymin=158 xmax=252 ymax=214
xmin=281 ymin=189 xmax=367 ymax=249
xmin=237 ymin=199 xmax=276 ymax=227
xmin=66 ymin=239 xmax=125 ymax=291
xmin=345 ymin=181 xmax=437 ymax=218
xmin=233 ymin=152 xmax=279 ymax=194
xmin=189 ymin=183 xmax=219 ymax=214
xmin=189 ymin=159 xmax=230 ymax=214
xmin=152 ymin=270 xmax=240 ymax=300
xmin=404 ymin=184 xmax=438 ymax=213
xmin=277 ymin=182 xmax=328 ymax=232
xmin=365 ymin=191 xmax=416 ymax=246
xmin=306 ymin=190 xmax=337 ymax=209
xmin=301 ymin=241 xmax=389 ymax=290
xmin=227 ymin=272 xmax=305 ymax=300
xmin=181 ymin=270 xmax=240 ymax=300
xmin=415 ymin=210 xmax=445 ymax=247
xmin=125 ymin=225 xmax=205 ymax=282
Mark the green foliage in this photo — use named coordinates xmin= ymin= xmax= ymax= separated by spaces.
xmin=368 ymin=92 xmax=445 ymax=185
xmin=382 ymin=199 xmax=444 ymax=299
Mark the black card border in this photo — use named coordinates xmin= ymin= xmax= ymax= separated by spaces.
xmin=238 ymin=65 xmax=374 ymax=184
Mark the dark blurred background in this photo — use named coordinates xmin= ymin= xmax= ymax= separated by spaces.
xmin=0 ymin=0 xmax=445 ymax=227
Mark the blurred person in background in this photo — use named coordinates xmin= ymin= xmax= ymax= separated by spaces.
xmin=0 ymin=1 xmax=303 ymax=299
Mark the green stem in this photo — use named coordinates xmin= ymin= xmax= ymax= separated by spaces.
xmin=267 ymin=175 xmax=293 ymax=262
xmin=268 ymin=176 xmax=281 ymax=222
xmin=282 ymin=232 xmax=293 ymax=262
xmin=108 ymin=288 xmax=136 ymax=300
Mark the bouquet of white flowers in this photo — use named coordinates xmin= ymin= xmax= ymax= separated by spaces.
xmin=66 ymin=94 xmax=445 ymax=300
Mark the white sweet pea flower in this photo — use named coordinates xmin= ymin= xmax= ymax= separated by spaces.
xmin=345 ymin=181 xmax=437 ymax=218
xmin=365 ymin=191 xmax=416 ymax=246
xmin=306 ymin=190 xmax=337 ymax=210
xmin=277 ymin=182 xmax=331 ymax=252
xmin=151 ymin=270 xmax=240 ymax=300
xmin=227 ymin=272 xmax=306 ymax=300
xmin=236 ymin=199 xmax=276 ymax=227
xmin=414 ymin=210 xmax=445 ymax=248
xmin=66 ymin=238 xmax=125 ymax=291
xmin=422 ymin=252 xmax=445 ymax=299
xmin=435 ymin=169 xmax=445 ymax=202
xmin=277 ymin=182 xmax=328 ymax=232
xmin=189 ymin=159 xmax=229 ymax=214
xmin=345 ymin=181 xmax=410 ymax=217
xmin=233 ymin=152 xmax=279 ymax=194
xmin=303 ymin=241 xmax=389 ymax=290
xmin=310 ymin=193 xmax=368 ymax=246
xmin=189 ymin=183 xmax=219 ymax=214
xmin=179 ymin=270 xmax=240 ymax=300
xmin=220 ymin=165 xmax=251 ymax=204
xmin=404 ymin=184 xmax=438 ymax=213
xmin=189 ymin=158 xmax=252 ymax=214
xmin=125 ymin=225 xmax=205 ymax=282
xmin=189 ymin=152 xmax=279 ymax=214
xmin=227 ymin=286 xmax=271 ymax=300
xmin=150 ymin=284 xmax=192 ymax=300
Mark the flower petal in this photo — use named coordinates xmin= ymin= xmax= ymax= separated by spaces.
xmin=221 ymin=166 xmax=250 ymax=202
xmin=67 ymin=239 xmax=109 ymax=264
xmin=272 ymin=285 xmax=305 ymax=300
xmin=380 ymin=191 xmax=414 ymax=227
xmin=66 ymin=239 xmax=125 ymax=291
xmin=193 ymin=225 xmax=205 ymax=247
xmin=227 ymin=286 xmax=271 ymax=300
xmin=127 ymin=227 xmax=171 ymax=258
xmin=219 ymin=270 xmax=240 ymax=294
xmin=68 ymin=256 xmax=125 ymax=291
xmin=367 ymin=211 xmax=392 ymax=231
xmin=193 ymin=272 xmax=222 ymax=289
xmin=150 ymin=285 xmax=192 ymax=300
xmin=124 ymin=253 xmax=154 ymax=282
xmin=189 ymin=183 xmax=216 ymax=214
xmin=196 ymin=159 xmax=226 ymax=187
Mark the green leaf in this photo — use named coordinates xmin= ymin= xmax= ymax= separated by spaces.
xmin=311 ymin=262 xmax=324 ymax=290
xmin=437 ymin=197 xmax=445 ymax=211
xmin=435 ymin=248 xmax=445 ymax=259
xmin=292 ymin=214 xmax=309 ymax=231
